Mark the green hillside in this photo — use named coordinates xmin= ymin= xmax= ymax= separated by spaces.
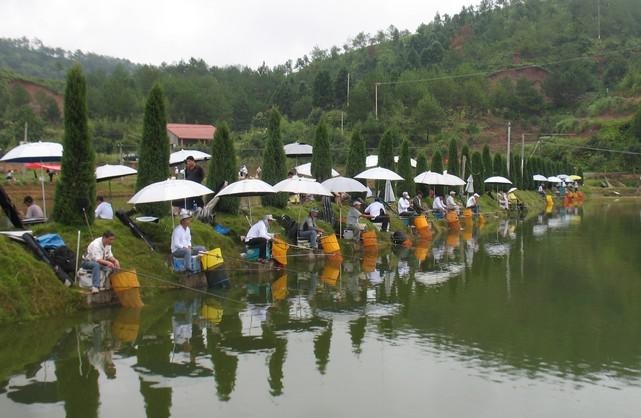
xmin=1 ymin=0 xmax=641 ymax=173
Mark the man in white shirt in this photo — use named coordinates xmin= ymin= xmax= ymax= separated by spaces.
xmin=432 ymin=194 xmax=446 ymax=218
xmin=95 ymin=196 xmax=114 ymax=220
xmin=81 ymin=230 xmax=120 ymax=294
xmin=398 ymin=192 xmax=413 ymax=216
xmin=245 ymin=214 xmax=275 ymax=261
xmin=466 ymin=193 xmax=480 ymax=214
xmin=171 ymin=212 xmax=206 ymax=271
xmin=364 ymin=198 xmax=389 ymax=232
xmin=446 ymin=191 xmax=460 ymax=213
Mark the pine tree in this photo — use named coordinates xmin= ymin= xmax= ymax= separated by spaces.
xmin=346 ymin=129 xmax=366 ymax=178
xmin=482 ymin=145 xmax=493 ymax=180
xmin=447 ymin=138 xmax=459 ymax=176
xmin=311 ymin=120 xmax=332 ymax=182
xmin=377 ymin=129 xmax=395 ymax=169
xmin=136 ymin=84 xmax=170 ymax=217
xmin=261 ymin=108 xmax=288 ymax=208
xmin=460 ymin=144 xmax=471 ymax=180
xmin=397 ymin=139 xmax=415 ymax=196
xmin=493 ymin=153 xmax=504 ymax=176
xmin=312 ymin=70 xmax=333 ymax=110
xmin=207 ymin=122 xmax=239 ymax=213
xmin=53 ymin=64 xmax=95 ymax=225
xmin=471 ymin=151 xmax=484 ymax=194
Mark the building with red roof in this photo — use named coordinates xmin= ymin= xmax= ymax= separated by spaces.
xmin=166 ymin=124 xmax=216 ymax=147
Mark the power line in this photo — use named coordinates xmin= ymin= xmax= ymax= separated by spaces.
xmin=539 ymin=140 xmax=641 ymax=156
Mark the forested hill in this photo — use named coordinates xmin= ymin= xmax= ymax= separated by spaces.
xmin=2 ymin=0 xmax=641 ymax=172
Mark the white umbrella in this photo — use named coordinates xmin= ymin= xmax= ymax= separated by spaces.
xmin=96 ymin=164 xmax=137 ymax=181
xmin=484 ymin=176 xmax=512 ymax=185
xmin=294 ymin=162 xmax=340 ymax=178
xmin=321 ymin=177 xmax=368 ymax=194
xmin=557 ymin=174 xmax=569 ymax=180
xmin=440 ymin=171 xmax=466 ymax=187
xmin=169 ymin=149 xmax=211 ymax=165
xmin=394 ymin=156 xmax=417 ymax=168
xmin=1 ymin=141 xmax=63 ymax=218
xmin=284 ymin=142 xmax=313 ymax=157
xmin=96 ymin=164 xmax=138 ymax=201
xmin=414 ymin=171 xmax=445 ymax=185
xmin=1 ymin=141 xmax=62 ymax=162
xmin=215 ymin=179 xmax=276 ymax=224
xmin=273 ymin=177 xmax=332 ymax=196
xmin=129 ymin=179 xmax=215 ymax=204
xmin=465 ymin=175 xmax=474 ymax=194
xmin=547 ymin=176 xmax=562 ymax=183
xmin=215 ymin=179 xmax=276 ymax=197
xmin=533 ymin=174 xmax=547 ymax=182
xmin=355 ymin=167 xmax=404 ymax=181
xmin=508 ymin=187 xmax=517 ymax=193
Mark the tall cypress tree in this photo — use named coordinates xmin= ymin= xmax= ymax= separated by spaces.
xmin=136 ymin=84 xmax=170 ymax=217
xmin=207 ymin=122 xmax=239 ymax=214
xmin=311 ymin=120 xmax=332 ymax=182
xmin=415 ymin=153 xmax=428 ymax=195
xmin=261 ymin=108 xmax=288 ymax=208
xmin=493 ymin=153 xmax=503 ymax=177
xmin=482 ymin=144 xmax=493 ymax=181
xmin=471 ymin=151 xmax=484 ymax=194
xmin=447 ymin=139 xmax=459 ymax=176
xmin=460 ymin=144 xmax=471 ymax=181
xmin=53 ymin=64 xmax=95 ymax=225
xmin=377 ymin=129 xmax=395 ymax=169
xmin=397 ymin=139 xmax=415 ymax=196
xmin=346 ymin=129 xmax=366 ymax=178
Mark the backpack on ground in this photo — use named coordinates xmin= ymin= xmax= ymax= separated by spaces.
xmin=48 ymin=246 xmax=77 ymax=274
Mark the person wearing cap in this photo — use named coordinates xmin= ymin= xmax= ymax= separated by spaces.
xmin=364 ymin=198 xmax=390 ymax=232
xmin=398 ymin=192 xmax=413 ymax=216
xmin=171 ymin=211 xmax=206 ymax=271
xmin=299 ymin=208 xmax=324 ymax=249
xmin=507 ymin=187 xmax=522 ymax=209
xmin=245 ymin=214 xmax=276 ymax=260
xmin=466 ymin=193 xmax=480 ymax=214
xmin=346 ymin=200 xmax=366 ymax=239
xmin=446 ymin=190 xmax=461 ymax=213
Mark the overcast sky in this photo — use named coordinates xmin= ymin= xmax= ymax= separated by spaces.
xmin=0 ymin=0 xmax=478 ymax=68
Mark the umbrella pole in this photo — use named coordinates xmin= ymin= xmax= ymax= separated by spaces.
xmin=339 ymin=204 xmax=342 ymax=238
xmin=109 ymin=180 xmax=113 ymax=202
xmin=40 ymin=167 xmax=47 ymax=218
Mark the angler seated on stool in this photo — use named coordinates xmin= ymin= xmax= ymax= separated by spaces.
xmin=81 ymin=230 xmax=120 ymax=294
xmin=345 ymin=200 xmax=367 ymax=240
xmin=298 ymin=208 xmax=324 ymax=249
xmin=245 ymin=214 xmax=276 ymax=261
xmin=171 ymin=211 xmax=206 ymax=272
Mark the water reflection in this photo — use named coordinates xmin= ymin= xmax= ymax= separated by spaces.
xmin=2 ymin=202 xmax=641 ymax=416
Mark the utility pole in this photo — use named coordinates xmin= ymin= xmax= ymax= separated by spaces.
xmin=597 ymin=0 xmax=601 ymax=40
xmin=346 ymin=72 xmax=350 ymax=107
xmin=507 ymin=121 xmax=511 ymax=176
xmin=375 ymin=83 xmax=379 ymax=120
xmin=340 ymin=112 xmax=344 ymax=135
xmin=23 ymin=122 xmax=28 ymax=143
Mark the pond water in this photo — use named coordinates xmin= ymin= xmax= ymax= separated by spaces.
xmin=2 ymin=200 xmax=641 ymax=417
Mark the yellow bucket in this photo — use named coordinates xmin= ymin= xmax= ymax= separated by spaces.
xmin=414 ymin=215 xmax=428 ymax=229
xmin=463 ymin=208 xmax=473 ymax=218
xmin=361 ymin=230 xmax=378 ymax=248
xmin=271 ymin=274 xmax=288 ymax=301
xmin=201 ymin=248 xmax=224 ymax=271
xmin=545 ymin=195 xmax=554 ymax=206
xmin=321 ymin=234 xmax=341 ymax=254
xmin=272 ymin=238 xmax=288 ymax=266
xmin=111 ymin=270 xmax=140 ymax=292
xmin=446 ymin=211 xmax=459 ymax=224
xmin=417 ymin=227 xmax=432 ymax=239
xmin=447 ymin=232 xmax=460 ymax=248
xmin=361 ymin=251 xmax=378 ymax=273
